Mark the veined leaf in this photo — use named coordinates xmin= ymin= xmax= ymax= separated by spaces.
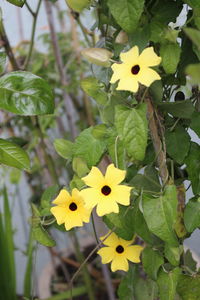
xmin=54 ymin=139 xmax=74 ymax=160
xmin=108 ymin=0 xmax=145 ymax=33
xmin=0 ymin=71 xmax=54 ymax=115
xmin=0 ymin=138 xmax=30 ymax=170
xmin=157 ymin=267 xmax=181 ymax=300
xmin=160 ymin=43 xmax=181 ymax=74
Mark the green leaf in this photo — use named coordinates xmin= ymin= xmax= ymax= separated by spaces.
xmin=142 ymin=185 xmax=178 ymax=246
xmin=164 ymin=244 xmax=181 ymax=266
xmin=66 ymin=0 xmax=91 ymax=12
xmin=184 ymin=28 xmax=200 ymax=50
xmin=41 ymin=185 xmax=59 ymax=211
xmin=118 ymin=266 xmax=135 ymax=300
xmin=107 ymin=0 xmax=145 ymax=33
xmin=183 ymin=249 xmax=197 ymax=272
xmin=6 ymin=0 xmax=25 ymax=7
xmin=160 ymin=43 xmax=181 ymax=74
xmin=142 ymin=247 xmax=164 ymax=280
xmin=190 ymin=111 xmax=200 ymax=137
xmin=185 ymin=142 xmax=200 ymax=194
xmin=73 ymin=127 xmax=106 ymax=168
xmin=183 ymin=0 xmax=200 ymax=9
xmin=158 ymin=100 xmax=194 ymax=119
xmin=185 ymin=63 xmax=200 ymax=84
xmin=157 ymin=267 xmax=181 ymax=300
xmin=184 ymin=197 xmax=200 ymax=232
xmin=0 ymin=71 xmax=54 ymax=115
xmin=54 ymin=139 xmax=74 ymax=160
xmin=103 ymin=205 xmax=135 ymax=240
xmin=32 ymin=225 xmax=56 ymax=247
xmin=0 ymin=51 xmax=6 ymax=74
xmin=81 ymin=77 xmax=108 ymax=105
xmin=131 ymin=165 xmax=161 ymax=193
xmin=165 ymin=126 xmax=190 ymax=164
xmin=177 ymin=274 xmax=200 ymax=300
xmin=115 ymin=104 xmax=148 ymax=161
xmin=72 ymin=157 xmax=90 ymax=177
xmin=0 ymin=138 xmax=30 ymax=170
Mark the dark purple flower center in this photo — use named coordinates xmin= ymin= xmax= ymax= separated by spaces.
xmin=116 ymin=245 xmax=124 ymax=254
xmin=101 ymin=185 xmax=111 ymax=196
xmin=131 ymin=64 xmax=140 ymax=75
xmin=69 ymin=202 xmax=77 ymax=211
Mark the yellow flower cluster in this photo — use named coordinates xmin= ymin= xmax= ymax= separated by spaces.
xmin=51 ymin=163 xmax=143 ymax=271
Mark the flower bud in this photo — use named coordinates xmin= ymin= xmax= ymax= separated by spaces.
xmin=66 ymin=0 xmax=91 ymax=13
xmin=115 ymin=31 xmax=128 ymax=44
xmin=81 ymin=48 xmax=113 ymax=67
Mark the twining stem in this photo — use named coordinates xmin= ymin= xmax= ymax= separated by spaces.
xmin=145 ymin=98 xmax=169 ymax=185
xmin=70 ymin=230 xmax=96 ymax=300
xmin=23 ymin=0 xmax=42 ymax=69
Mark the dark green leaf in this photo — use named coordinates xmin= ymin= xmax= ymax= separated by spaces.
xmin=118 ymin=266 xmax=135 ymax=300
xmin=103 ymin=205 xmax=134 ymax=240
xmin=107 ymin=0 xmax=145 ymax=33
xmin=165 ymin=126 xmax=190 ymax=164
xmin=0 ymin=138 xmax=30 ymax=170
xmin=184 ymin=197 xmax=200 ymax=232
xmin=185 ymin=142 xmax=200 ymax=194
xmin=157 ymin=267 xmax=181 ymax=300
xmin=142 ymin=247 xmax=164 ymax=280
xmin=177 ymin=274 xmax=200 ymax=300
xmin=184 ymin=28 xmax=200 ymax=50
xmin=54 ymin=139 xmax=74 ymax=160
xmin=73 ymin=127 xmax=106 ymax=168
xmin=142 ymin=185 xmax=178 ymax=246
xmin=32 ymin=224 xmax=56 ymax=247
xmin=115 ymin=104 xmax=148 ymax=161
xmin=81 ymin=77 xmax=108 ymax=105
xmin=160 ymin=43 xmax=181 ymax=74
xmin=183 ymin=249 xmax=197 ymax=273
xmin=158 ymin=100 xmax=194 ymax=119
xmin=0 ymin=71 xmax=54 ymax=115
xmin=0 ymin=51 xmax=6 ymax=74
xmin=190 ymin=111 xmax=200 ymax=137
xmin=6 ymin=0 xmax=25 ymax=7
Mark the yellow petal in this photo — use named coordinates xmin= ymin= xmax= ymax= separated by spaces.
xmin=110 ymin=63 xmax=130 ymax=83
xmin=119 ymin=237 xmax=134 ymax=248
xmin=111 ymin=185 xmax=132 ymax=206
xmin=52 ymin=189 xmax=70 ymax=205
xmin=105 ymin=164 xmax=126 ymax=186
xmin=81 ymin=207 xmax=92 ymax=223
xmin=97 ymin=247 xmax=115 ymax=264
xmin=120 ymin=46 xmax=139 ymax=64
xmin=96 ymin=198 xmax=119 ymax=216
xmin=64 ymin=214 xmax=83 ymax=230
xmin=116 ymin=76 xmax=139 ymax=93
xmin=111 ymin=255 xmax=129 ymax=272
xmin=100 ymin=232 xmax=119 ymax=247
xmin=80 ymin=188 xmax=99 ymax=209
xmin=138 ymin=47 xmax=161 ymax=67
xmin=51 ymin=206 xmax=67 ymax=225
xmin=125 ymin=245 xmax=143 ymax=263
xmin=81 ymin=166 xmax=105 ymax=188
xmin=138 ymin=67 xmax=161 ymax=87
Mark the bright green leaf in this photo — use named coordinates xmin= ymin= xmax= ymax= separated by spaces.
xmin=160 ymin=43 xmax=181 ymax=74
xmin=185 ymin=63 xmax=200 ymax=84
xmin=157 ymin=267 xmax=181 ymax=300
xmin=142 ymin=247 xmax=164 ymax=280
xmin=107 ymin=0 xmax=145 ymax=33
xmin=54 ymin=139 xmax=74 ymax=160
xmin=142 ymin=185 xmax=178 ymax=246
xmin=0 ymin=71 xmax=54 ymax=115
xmin=81 ymin=77 xmax=108 ymax=105
xmin=0 ymin=138 xmax=30 ymax=170
xmin=184 ymin=197 xmax=200 ymax=232
xmin=0 ymin=51 xmax=6 ymax=74
xmin=32 ymin=225 xmax=56 ymax=247
xmin=115 ymin=104 xmax=148 ymax=161
xmin=6 ymin=0 xmax=25 ymax=7
xmin=165 ymin=126 xmax=190 ymax=164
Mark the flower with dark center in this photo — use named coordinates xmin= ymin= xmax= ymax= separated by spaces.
xmin=110 ymin=45 xmax=161 ymax=93
xmin=51 ymin=188 xmax=92 ymax=230
xmin=80 ymin=164 xmax=132 ymax=217
xmin=97 ymin=232 xmax=143 ymax=272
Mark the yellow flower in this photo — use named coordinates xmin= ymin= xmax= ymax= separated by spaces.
xmin=80 ymin=164 xmax=132 ymax=217
xmin=50 ymin=188 xmax=91 ymax=230
xmin=97 ymin=232 xmax=143 ymax=272
xmin=110 ymin=46 xmax=161 ymax=93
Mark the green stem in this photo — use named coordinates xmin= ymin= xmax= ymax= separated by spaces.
xmin=76 ymin=17 xmax=92 ymax=47
xmin=91 ymin=213 xmax=99 ymax=244
xmin=70 ymin=230 xmax=96 ymax=300
xmin=23 ymin=0 xmax=42 ymax=69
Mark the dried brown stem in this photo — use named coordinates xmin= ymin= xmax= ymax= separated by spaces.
xmin=145 ymin=98 xmax=169 ymax=185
